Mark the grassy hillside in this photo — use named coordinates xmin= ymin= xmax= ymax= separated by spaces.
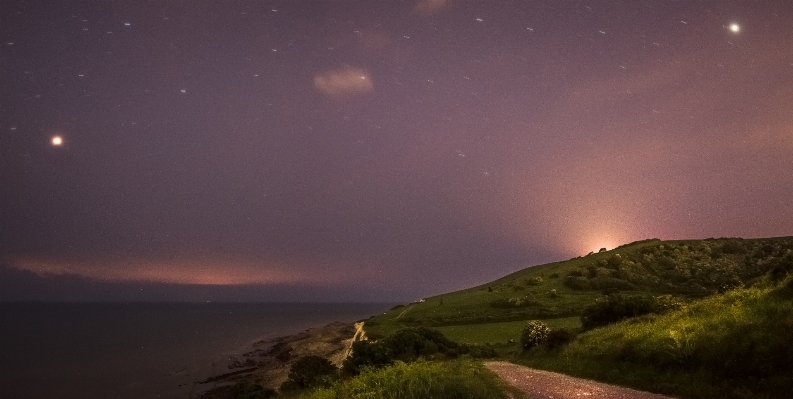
xmin=516 ymin=278 xmax=793 ymax=399
xmin=364 ymin=236 xmax=793 ymax=347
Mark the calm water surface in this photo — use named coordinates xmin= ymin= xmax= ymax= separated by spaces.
xmin=0 ymin=302 xmax=391 ymax=399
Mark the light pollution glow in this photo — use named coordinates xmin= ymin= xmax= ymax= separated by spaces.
xmin=11 ymin=256 xmax=352 ymax=286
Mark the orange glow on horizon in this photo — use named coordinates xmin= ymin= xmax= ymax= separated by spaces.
xmin=9 ymin=256 xmax=348 ymax=286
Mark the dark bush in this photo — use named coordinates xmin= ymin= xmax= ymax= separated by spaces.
xmin=720 ymin=240 xmax=746 ymax=254
xmin=564 ymin=276 xmax=592 ymax=290
xmin=230 ymin=381 xmax=276 ymax=399
xmin=283 ymin=355 xmax=338 ymax=390
xmin=384 ymin=327 xmax=460 ymax=361
xmin=659 ymin=256 xmax=676 ymax=268
xmin=343 ymin=327 xmax=460 ymax=375
xmin=342 ymin=340 xmax=394 ymax=375
xmin=544 ymin=328 xmax=577 ymax=350
xmin=769 ymin=253 xmax=793 ymax=281
xmin=606 ymin=254 xmax=623 ymax=268
xmin=526 ymin=277 xmax=543 ymax=285
xmin=567 ymin=269 xmax=584 ymax=277
xmin=581 ymin=294 xmax=666 ymax=330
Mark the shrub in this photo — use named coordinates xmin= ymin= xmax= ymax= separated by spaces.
xmin=230 ymin=381 xmax=276 ymax=399
xmin=386 ymin=327 xmax=460 ymax=360
xmin=521 ymin=320 xmax=550 ymax=351
xmin=567 ymin=269 xmax=584 ymax=277
xmin=544 ymin=328 xmax=577 ymax=350
xmin=564 ymin=276 xmax=592 ymax=290
xmin=342 ymin=340 xmax=394 ymax=376
xmin=283 ymin=355 xmax=339 ymax=390
xmin=342 ymin=327 xmax=460 ymax=375
xmin=607 ymin=254 xmax=623 ymax=268
xmin=526 ymin=277 xmax=543 ymax=285
xmin=581 ymin=294 xmax=663 ymax=330
xmin=769 ymin=253 xmax=793 ymax=281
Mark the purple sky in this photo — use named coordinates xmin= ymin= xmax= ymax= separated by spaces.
xmin=2 ymin=1 xmax=792 ymax=301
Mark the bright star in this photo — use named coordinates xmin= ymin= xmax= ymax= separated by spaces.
xmin=729 ymin=23 xmax=740 ymax=33
xmin=51 ymin=136 xmax=63 ymax=146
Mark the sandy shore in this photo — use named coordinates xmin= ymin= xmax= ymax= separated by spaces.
xmin=197 ymin=321 xmax=361 ymax=398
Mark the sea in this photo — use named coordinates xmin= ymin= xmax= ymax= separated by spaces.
xmin=0 ymin=302 xmax=392 ymax=399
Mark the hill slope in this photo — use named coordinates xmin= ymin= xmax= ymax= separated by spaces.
xmin=516 ymin=278 xmax=793 ymax=399
xmin=364 ymin=236 xmax=793 ymax=344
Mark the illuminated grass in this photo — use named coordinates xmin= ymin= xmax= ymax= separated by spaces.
xmin=516 ymin=281 xmax=793 ymax=399
xmin=294 ymin=359 xmax=525 ymax=399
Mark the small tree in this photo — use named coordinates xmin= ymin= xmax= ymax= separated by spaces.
xmin=342 ymin=340 xmax=394 ymax=375
xmin=283 ymin=355 xmax=338 ymax=390
xmin=520 ymin=320 xmax=550 ymax=351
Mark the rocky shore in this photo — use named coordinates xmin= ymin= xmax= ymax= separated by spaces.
xmin=198 ymin=321 xmax=362 ymax=398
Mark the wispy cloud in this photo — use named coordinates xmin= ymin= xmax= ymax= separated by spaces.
xmin=313 ymin=66 xmax=374 ymax=99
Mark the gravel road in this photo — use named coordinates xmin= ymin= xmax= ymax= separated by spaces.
xmin=486 ymin=361 xmax=677 ymax=399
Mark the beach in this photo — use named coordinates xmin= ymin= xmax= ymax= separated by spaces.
xmin=198 ymin=321 xmax=364 ymax=397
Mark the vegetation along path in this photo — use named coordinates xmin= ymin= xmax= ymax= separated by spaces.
xmin=485 ymin=362 xmax=675 ymax=399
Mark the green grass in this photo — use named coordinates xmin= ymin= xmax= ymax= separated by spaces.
xmin=292 ymin=359 xmax=525 ymax=399
xmin=436 ymin=317 xmax=581 ymax=344
xmin=357 ymin=237 xmax=793 ymax=399
xmin=365 ymin=236 xmax=793 ymax=343
xmin=515 ymin=280 xmax=793 ymax=399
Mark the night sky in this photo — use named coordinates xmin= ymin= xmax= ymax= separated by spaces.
xmin=2 ymin=1 xmax=792 ymax=302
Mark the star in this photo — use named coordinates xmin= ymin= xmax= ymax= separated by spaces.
xmin=51 ymin=136 xmax=63 ymax=146
xmin=729 ymin=23 xmax=740 ymax=33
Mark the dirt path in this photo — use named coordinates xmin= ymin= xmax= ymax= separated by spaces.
xmin=485 ymin=361 xmax=676 ymax=399
xmin=342 ymin=321 xmax=367 ymax=359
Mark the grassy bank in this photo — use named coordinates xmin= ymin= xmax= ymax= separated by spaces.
xmin=289 ymin=359 xmax=524 ymax=399
xmin=515 ymin=279 xmax=793 ymax=399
